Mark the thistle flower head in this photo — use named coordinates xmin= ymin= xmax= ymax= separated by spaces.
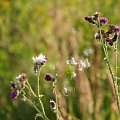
xmin=103 ymin=32 xmax=109 ymax=38
xmin=16 ymin=73 xmax=27 ymax=88
xmin=32 ymin=54 xmax=48 ymax=73
xmin=84 ymin=16 xmax=96 ymax=24
xmin=108 ymin=25 xmax=116 ymax=34
xmin=94 ymin=11 xmax=100 ymax=18
xmin=44 ymin=74 xmax=52 ymax=81
xmin=84 ymin=16 xmax=91 ymax=21
xmin=50 ymin=99 xmax=56 ymax=108
xmin=105 ymin=37 xmax=111 ymax=42
xmin=32 ymin=54 xmax=48 ymax=65
xmin=100 ymin=17 xmax=108 ymax=25
xmin=10 ymin=81 xmax=16 ymax=89
xmin=44 ymin=73 xmax=57 ymax=82
xmin=115 ymin=26 xmax=120 ymax=33
xmin=10 ymin=90 xmax=19 ymax=99
xmin=16 ymin=73 xmax=26 ymax=81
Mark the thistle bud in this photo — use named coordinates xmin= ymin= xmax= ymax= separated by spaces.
xmin=112 ymin=33 xmax=119 ymax=42
xmin=84 ymin=16 xmax=96 ymax=24
xmin=44 ymin=74 xmax=52 ymax=81
xmin=105 ymin=37 xmax=111 ymax=42
xmin=108 ymin=25 xmax=116 ymax=34
xmin=94 ymin=11 xmax=100 ymax=18
xmin=10 ymin=90 xmax=19 ymax=99
xmin=50 ymin=99 xmax=56 ymax=109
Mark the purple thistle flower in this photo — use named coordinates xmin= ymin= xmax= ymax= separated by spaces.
xmin=100 ymin=17 xmax=108 ymax=25
xmin=105 ymin=37 xmax=111 ymax=42
xmin=44 ymin=74 xmax=52 ymax=81
xmin=44 ymin=57 xmax=48 ymax=62
xmin=105 ymin=37 xmax=113 ymax=46
xmin=108 ymin=25 xmax=116 ymax=34
xmin=10 ymin=81 xmax=16 ymax=89
xmin=84 ymin=16 xmax=91 ymax=21
xmin=115 ymin=26 xmax=120 ymax=33
xmin=10 ymin=90 xmax=18 ymax=99
xmin=50 ymin=99 xmax=56 ymax=108
xmin=103 ymin=32 xmax=109 ymax=38
xmin=44 ymin=73 xmax=57 ymax=82
xmin=84 ymin=16 xmax=96 ymax=24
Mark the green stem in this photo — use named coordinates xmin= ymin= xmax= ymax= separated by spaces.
xmin=26 ymin=98 xmax=42 ymax=114
xmin=37 ymin=68 xmax=49 ymax=120
xmin=26 ymin=80 xmax=37 ymax=97
xmin=114 ymin=42 xmax=120 ymax=112
xmin=55 ymin=89 xmax=59 ymax=120
xmin=38 ymin=98 xmax=49 ymax=120
xmin=99 ymin=28 xmax=120 ymax=113
xmin=97 ymin=16 xmax=120 ymax=112
xmin=53 ymin=82 xmax=60 ymax=120
xmin=20 ymin=88 xmax=43 ymax=118
xmin=37 ymin=69 xmax=41 ymax=97
xmin=115 ymin=42 xmax=118 ymax=86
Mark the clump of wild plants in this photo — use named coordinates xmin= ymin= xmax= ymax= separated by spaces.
xmin=10 ymin=12 xmax=120 ymax=120
xmin=10 ymin=54 xmax=59 ymax=120
xmin=85 ymin=12 xmax=120 ymax=112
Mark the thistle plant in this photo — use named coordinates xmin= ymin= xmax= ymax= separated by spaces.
xmin=9 ymin=12 xmax=120 ymax=119
xmin=85 ymin=12 xmax=120 ymax=112
xmin=10 ymin=53 xmax=59 ymax=120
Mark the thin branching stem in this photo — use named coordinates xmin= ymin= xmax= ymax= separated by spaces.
xmin=20 ymin=88 xmax=43 ymax=118
xmin=53 ymin=82 xmax=60 ymax=120
xmin=97 ymin=17 xmax=120 ymax=112
xmin=26 ymin=98 xmax=42 ymax=114
xmin=26 ymin=80 xmax=37 ymax=97
xmin=114 ymin=41 xmax=120 ymax=112
xmin=102 ymin=39 xmax=120 ymax=112
xmin=37 ymin=68 xmax=49 ymax=120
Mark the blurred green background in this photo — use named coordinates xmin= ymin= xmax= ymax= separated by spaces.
xmin=0 ymin=0 xmax=120 ymax=120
